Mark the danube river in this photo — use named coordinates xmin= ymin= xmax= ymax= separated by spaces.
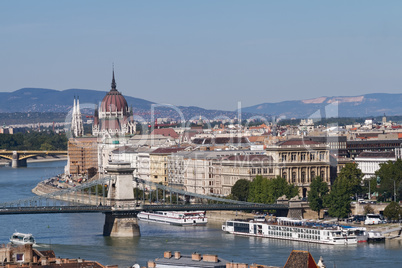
xmin=0 ymin=161 xmax=401 ymax=267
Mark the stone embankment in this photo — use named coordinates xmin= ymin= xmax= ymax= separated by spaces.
xmin=207 ymin=210 xmax=254 ymax=224
xmin=32 ymin=179 xmax=101 ymax=206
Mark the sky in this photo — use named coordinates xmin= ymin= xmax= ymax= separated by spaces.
xmin=1 ymin=1 xmax=402 ymax=111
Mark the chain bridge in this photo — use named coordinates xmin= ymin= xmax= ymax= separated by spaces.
xmin=0 ymin=162 xmax=291 ymax=237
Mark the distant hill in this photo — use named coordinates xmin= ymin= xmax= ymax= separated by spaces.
xmin=1 ymin=88 xmax=401 ymax=120
xmin=0 ymin=88 xmax=154 ymax=113
xmin=0 ymin=88 xmax=243 ymax=120
xmin=242 ymin=93 xmax=402 ymax=119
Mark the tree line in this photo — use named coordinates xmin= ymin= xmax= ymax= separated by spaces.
xmin=0 ymin=132 xmax=68 ymax=151
xmin=230 ymin=175 xmax=299 ymax=204
xmin=230 ymin=161 xmax=402 ymax=221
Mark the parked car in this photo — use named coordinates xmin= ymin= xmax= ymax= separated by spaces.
xmin=358 ymin=199 xmax=367 ymax=204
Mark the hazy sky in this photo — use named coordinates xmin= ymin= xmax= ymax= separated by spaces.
xmin=1 ymin=1 xmax=402 ymax=110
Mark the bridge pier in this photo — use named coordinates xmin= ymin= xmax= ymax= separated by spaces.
xmin=103 ymin=162 xmax=139 ymax=237
xmin=12 ymin=152 xmax=27 ymax=168
xmin=287 ymin=197 xmax=305 ymax=219
xmin=103 ymin=212 xmax=140 ymax=237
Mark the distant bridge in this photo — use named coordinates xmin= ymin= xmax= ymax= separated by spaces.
xmin=0 ymin=162 xmax=294 ymax=237
xmin=0 ymin=150 xmax=67 ymax=167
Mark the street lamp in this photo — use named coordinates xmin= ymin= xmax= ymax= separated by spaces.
xmin=392 ymin=179 xmax=397 ymax=202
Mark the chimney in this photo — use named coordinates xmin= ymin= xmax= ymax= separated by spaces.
xmin=164 ymin=251 xmax=172 ymax=259
xmin=203 ymin=254 xmax=218 ymax=263
xmin=192 ymin=252 xmax=201 ymax=261
xmin=174 ymin=251 xmax=181 ymax=259
xmin=24 ymin=244 xmax=33 ymax=263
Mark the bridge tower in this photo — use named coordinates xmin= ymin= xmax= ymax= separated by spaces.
xmin=103 ymin=162 xmax=140 ymax=237
xmin=12 ymin=151 xmax=27 ymax=168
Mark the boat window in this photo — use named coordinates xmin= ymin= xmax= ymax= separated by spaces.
xmin=234 ymin=222 xmax=250 ymax=233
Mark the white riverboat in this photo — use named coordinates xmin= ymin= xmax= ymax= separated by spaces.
xmin=343 ymin=227 xmax=368 ymax=243
xmin=222 ymin=217 xmax=357 ymax=245
xmin=9 ymin=232 xmax=36 ymax=246
xmin=137 ymin=211 xmax=207 ymax=226
xmin=367 ymin=230 xmax=385 ymax=242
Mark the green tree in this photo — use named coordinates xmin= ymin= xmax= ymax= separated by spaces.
xmin=325 ymin=163 xmax=363 ymax=219
xmin=337 ymin=163 xmax=364 ymax=196
xmin=248 ymin=175 xmax=298 ymax=204
xmin=383 ymin=202 xmax=401 ymax=221
xmin=0 ymin=132 xmax=67 ymax=151
xmin=231 ymin=179 xmax=250 ymax=201
xmin=325 ymin=181 xmax=351 ymax=219
xmin=375 ymin=159 xmax=402 ymax=202
xmin=40 ymin=142 xmax=54 ymax=151
xmin=248 ymin=175 xmax=267 ymax=203
xmin=267 ymin=176 xmax=298 ymax=203
xmin=307 ymin=176 xmax=329 ymax=218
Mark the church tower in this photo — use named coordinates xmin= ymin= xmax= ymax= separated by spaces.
xmin=71 ymin=96 xmax=84 ymax=137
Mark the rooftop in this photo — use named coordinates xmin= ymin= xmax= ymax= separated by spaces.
xmin=355 ymin=151 xmax=395 ymax=159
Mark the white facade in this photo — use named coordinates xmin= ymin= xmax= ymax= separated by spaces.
xmin=137 ymin=151 xmax=151 ymax=181
xmin=97 ymin=138 xmax=131 ymax=174
xmin=355 ymin=151 xmax=396 ymax=180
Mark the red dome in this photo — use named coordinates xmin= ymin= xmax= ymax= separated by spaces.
xmin=101 ymin=88 xmax=128 ymax=114
xmin=100 ymin=71 xmax=128 ymax=115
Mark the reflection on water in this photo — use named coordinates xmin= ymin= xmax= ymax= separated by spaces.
xmin=0 ymin=161 xmax=402 ymax=268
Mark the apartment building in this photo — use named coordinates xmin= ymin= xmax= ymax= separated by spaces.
xmin=150 ymin=147 xmax=186 ymax=185
xmin=66 ymin=137 xmax=98 ymax=178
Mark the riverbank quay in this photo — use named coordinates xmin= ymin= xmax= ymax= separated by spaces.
xmin=32 ymin=175 xmax=102 ymax=206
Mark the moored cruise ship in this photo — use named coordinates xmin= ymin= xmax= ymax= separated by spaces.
xmin=138 ymin=211 xmax=207 ymax=226
xmin=222 ymin=217 xmax=357 ymax=245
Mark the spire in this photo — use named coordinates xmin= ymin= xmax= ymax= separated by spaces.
xmin=73 ymin=96 xmax=76 ymax=114
xmin=77 ymin=96 xmax=80 ymax=115
xmin=111 ymin=66 xmax=117 ymax=90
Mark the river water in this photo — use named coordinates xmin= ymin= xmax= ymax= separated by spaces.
xmin=0 ymin=161 xmax=401 ymax=267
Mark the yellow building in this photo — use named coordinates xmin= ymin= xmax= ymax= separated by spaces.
xmin=150 ymin=147 xmax=185 ymax=185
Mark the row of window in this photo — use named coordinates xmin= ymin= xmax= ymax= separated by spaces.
xmin=251 ymin=168 xmax=273 ymax=175
xmin=281 ymin=152 xmax=327 ymax=162
xmin=268 ymin=226 xmax=320 ymax=235
xmin=282 ymin=170 xmax=326 ymax=182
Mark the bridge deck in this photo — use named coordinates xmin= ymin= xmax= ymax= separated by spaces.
xmin=0 ymin=203 xmax=288 ymax=215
